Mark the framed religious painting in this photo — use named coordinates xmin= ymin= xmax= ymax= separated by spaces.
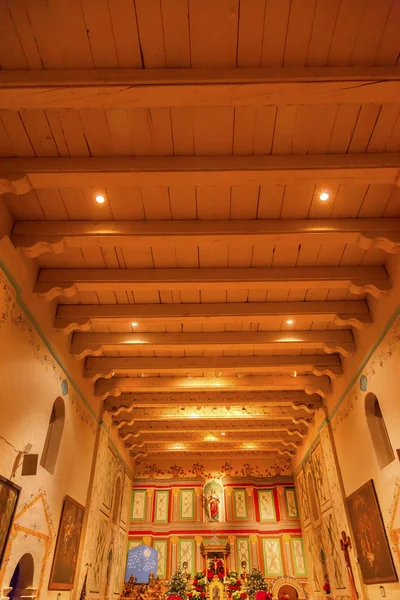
xmin=347 ymin=480 xmax=397 ymax=584
xmin=0 ymin=475 xmax=21 ymax=568
xmin=49 ymin=495 xmax=85 ymax=590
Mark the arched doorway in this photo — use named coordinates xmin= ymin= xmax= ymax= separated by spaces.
xmin=271 ymin=577 xmax=306 ymax=600
xmin=7 ymin=553 xmax=35 ymax=600
xmin=277 ymin=584 xmax=298 ymax=599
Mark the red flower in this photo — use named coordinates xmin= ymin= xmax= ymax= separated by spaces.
xmin=196 ymin=587 xmax=202 ymax=591
xmin=255 ymin=591 xmax=268 ymax=600
xmin=187 ymin=594 xmax=192 ymax=598
xmin=193 ymin=581 xmax=198 ymax=585
xmin=207 ymin=570 xmax=214 ymax=579
xmin=240 ymin=594 xmax=247 ymax=598
xmin=201 ymin=594 xmax=206 ymax=598
xmin=218 ymin=573 xmax=224 ymax=579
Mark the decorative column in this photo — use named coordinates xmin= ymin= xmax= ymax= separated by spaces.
xmin=143 ymin=536 xmax=152 ymax=547
xmin=195 ymin=536 xmax=203 ymax=572
xmin=172 ymin=488 xmax=180 ymax=522
xmin=195 ymin=488 xmax=203 ymax=522
xmin=228 ymin=535 xmax=236 ymax=572
xmin=281 ymin=534 xmax=294 ymax=576
xmin=276 ymin=486 xmax=286 ymax=519
xmin=225 ymin=487 xmax=233 ymax=521
xmin=246 ymin=488 xmax=254 ymax=521
xmin=171 ymin=536 xmax=179 ymax=571
xmin=146 ymin=488 xmax=154 ymax=522
xmin=249 ymin=535 xmax=258 ymax=568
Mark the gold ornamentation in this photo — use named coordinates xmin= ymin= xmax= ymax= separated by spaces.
xmin=225 ymin=487 xmax=233 ymax=496
xmin=172 ymin=488 xmax=180 ymax=496
xmin=227 ymin=536 xmax=236 ymax=544
xmin=147 ymin=488 xmax=154 ymax=496
xmin=194 ymin=488 xmax=202 ymax=496
xmin=246 ymin=487 xmax=253 ymax=497
xmin=195 ymin=536 xmax=203 ymax=545
xmin=171 ymin=536 xmax=179 ymax=545
xmin=282 ymin=534 xmax=291 ymax=543
xmin=249 ymin=535 xmax=257 ymax=543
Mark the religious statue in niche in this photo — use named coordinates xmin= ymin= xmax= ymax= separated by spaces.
xmin=203 ymin=480 xmax=223 ymax=522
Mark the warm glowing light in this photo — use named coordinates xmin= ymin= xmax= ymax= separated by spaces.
xmin=204 ymin=435 xmax=218 ymax=442
xmin=140 ymin=372 xmax=148 ymax=378
xmin=319 ymin=192 xmax=329 ymax=201
xmin=286 ymin=319 xmax=294 ymax=325
xmin=242 ymin=443 xmax=257 ymax=449
xmin=293 ymin=370 xmax=298 ymax=378
xmin=95 ymin=195 xmax=105 ymax=204
xmin=189 ymin=413 xmax=199 ymax=419
xmin=131 ymin=322 xmax=138 ymax=327
xmin=221 ymin=432 xmax=226 ymax=436
xmin=170 ymin=443 xmax=186 ymax=450
xmin=186 ymin=373 xmax=193 ymax=379
xmin=215 ymin=372 xmax=223 ymax=378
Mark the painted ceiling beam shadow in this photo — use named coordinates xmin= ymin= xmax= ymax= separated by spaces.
xmin=36 ymin=266 xmax=389 ymax=301
xmin=1 ymin=67 xmax=400 ymax=109
xmin=116 ymin=416 xmax=313 ymax=431
xmin=12 ymin=218 xmax=400 ymax=258
xmin=71 ymin=329 xmax=355 ymax=360
xmin=56 ymin=300 xmax=371 ymax=334
xmin=84 ymin=355 xmax=342 ymax=382
xmin=94 ymin=374 xmax=331 ymax=400
xmin=1 ymin=154 xmax=400 ymax=194
xmin=104 ymin=390 xmax=322 ymax=413
xmin=138 ymin=447 xmax=296 ymax=457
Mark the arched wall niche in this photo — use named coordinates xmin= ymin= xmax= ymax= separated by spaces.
xmin=365 ymin=392 xmax=395 ymax=470
xmin=6 ymin=553 xmax=36 ymax=600
xmin=40 ymin=396 xmax=65 ymax=475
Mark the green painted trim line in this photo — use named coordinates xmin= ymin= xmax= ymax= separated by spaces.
xmin=295 ymin=299 xmax=400 ymax=475
xmin=329 ymin=301 xmax=400 ymax=422
xmin=0 ymin=259 xmax=133 ymax=477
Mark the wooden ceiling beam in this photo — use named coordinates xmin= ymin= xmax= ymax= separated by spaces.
xmin=36 ymin=266 xmax=389 ymax=301
xmin=71 ymin=329 xmax=355 ymax=359
xmin=84 ymin=354 xmax=342 ymax=381
xmin=104 ymin=391 xmax=322 ymax=413
xmin=94 ymin=374 xmax=331 ymax=400
xmin=12 ymin=218 xmax=400 ymax=258
xmin=1 ymin=154 xmax=400 ymax=195
xmin=114 ymin=410 xmax=314 ymax=425
xmin=56 ymin=300 xmax=371 ymax=333
xmin=0 ymin=67 xmax=400 ymax=109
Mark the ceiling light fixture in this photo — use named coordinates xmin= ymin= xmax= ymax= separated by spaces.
xmin=293 ymin=370 xmax=298 ymax=378
xmin=215 ymin=372 xmax=223 ymax=378
xmin=131 ymin=322 xmax=138 ymax=327
xmin=286 ymin=319 xmax=294 ymax=325
xmin=95 ymin=195 xmax=105 ymax=204
xmin=221 ymin=432 xmax=226 ymax=436
xmin=319 ymin=192 xmax=329 ymax=201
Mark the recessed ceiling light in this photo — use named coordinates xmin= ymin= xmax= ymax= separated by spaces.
xmin=95 ymin=195 xmax=105 ymax=204
xmin=131 ymin=322 xmax=138 ymax=327
xmin=286 ymin=319 xmax=294 ymax=325
xmin=221 ymin=432 xmax=226 ymax=436
xmin=319 ymin=192 xmax=329 ymax=201
xmin=293 ymin=370 xmax=298 ymax=378
xmin=215 ymin=372 xmax=223 ymax=378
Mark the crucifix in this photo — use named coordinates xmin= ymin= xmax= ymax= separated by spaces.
xmin=340 ymin=531 xmax=359 ymax=599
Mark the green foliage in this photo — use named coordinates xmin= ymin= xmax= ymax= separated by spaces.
xmin=243 ymin=567 xmax=268 ymax=600
xmin=166 ymin=567 xmax=188 ymax=600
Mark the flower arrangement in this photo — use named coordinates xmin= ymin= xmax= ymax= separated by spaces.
xmin=254 ymin=592 xmax=272 ymax=600
xmin=226 ymin=571 xmax=246 ymax=600
xmin=170 ymin=464 xmax=184 ymax=477
xmin=207 ymin=559 xmax=225 ymax=581
xmin=187 ymin=571 xmax=207 ymax=600
xmin=322 ymin=582 xmax=331 ymax=595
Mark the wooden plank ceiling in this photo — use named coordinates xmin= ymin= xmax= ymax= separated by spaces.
xmin=1 ymin=0 xmax=400 ymax=464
